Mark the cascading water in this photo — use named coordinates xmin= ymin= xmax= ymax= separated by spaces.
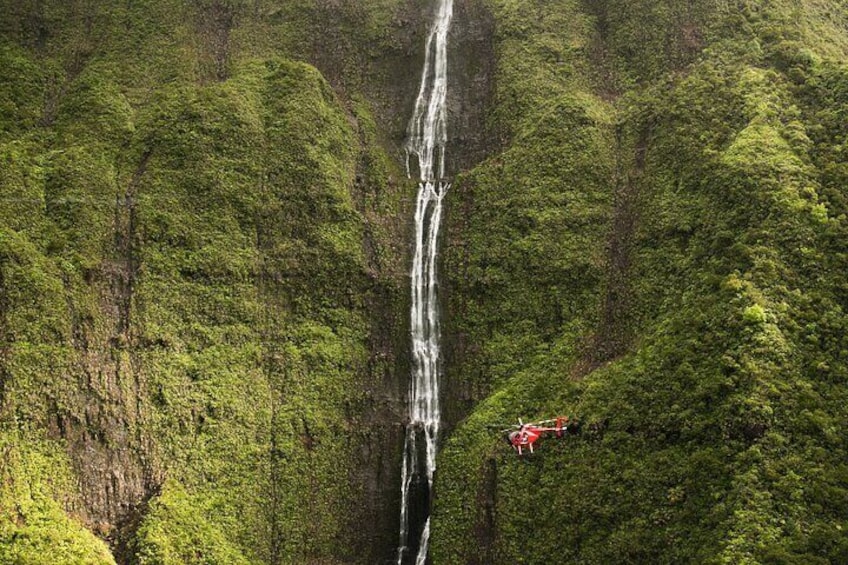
xmin=396 ymin=1 xmax=453 ymax=564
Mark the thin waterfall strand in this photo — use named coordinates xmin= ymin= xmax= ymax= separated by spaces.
xmin=397 ymin=1 xmax=453 ymax=564
xmin=406 ymin=0 xmax=452 ymax=182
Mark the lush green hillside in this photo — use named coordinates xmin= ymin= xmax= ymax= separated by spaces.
xmin=0 ymin=1 xmax=428 ymax=563
xmin=2 ymin=0 xmax=847 ymax=564
xmin=435 ymin=0 xmax=848 ymax=563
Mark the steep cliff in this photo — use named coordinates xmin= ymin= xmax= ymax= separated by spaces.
xmin=0 ymin=1 xmax=458 ymax=562
xmin=2 ymin=0 xmax=848 ymax=564
xmin=435 ymin=0 xmax=848 ymax=563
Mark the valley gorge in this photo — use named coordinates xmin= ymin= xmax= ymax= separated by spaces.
xmin=2 ymin=1 xmax=848 ymax=564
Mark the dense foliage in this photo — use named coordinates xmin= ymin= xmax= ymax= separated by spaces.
xmin=434 ymin=1 xmax=848 ymax=563
xmin=0 ymin=433 xmax=116 ymax=564
xmin=1 ymin=0 xmax=847 ymax=563
xmin=0 ymin=1 xmax=417 ymax=563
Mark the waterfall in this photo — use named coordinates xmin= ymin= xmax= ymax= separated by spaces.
xmin=396 ymin=1 xmax=453 ymax=564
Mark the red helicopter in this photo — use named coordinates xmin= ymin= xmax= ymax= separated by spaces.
xmin=502 ymin=416 xmax=575 ymax=455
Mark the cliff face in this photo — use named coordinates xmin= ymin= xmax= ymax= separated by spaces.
xmin=435 ymin=1 xmax=848 ymax=563
xmin=2 ymin=0 xmax=848 ymax=564
xmin=0 ymin=1 xmax=461 ymax=563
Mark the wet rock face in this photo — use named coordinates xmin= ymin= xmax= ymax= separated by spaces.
xmin=307 ymin=0 xmax=432 ymax=154
xmin=306 ymin=0 xmax=496 ymax=174
xmin=61 ymin=383 xmax=143 ymax=527
xmin=446 ymin=0 xmax=497 ymax=176
xmin=48 ymin=266 xmax=160 ymax=541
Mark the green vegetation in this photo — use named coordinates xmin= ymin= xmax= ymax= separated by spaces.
xmin=0 ymin=433 xmax=116 ymax=565
xmin=2 ymin=0 xmax=848 ymax=563
xmin=0 ymin=1 xmax=415 ymax=563
xmin=434 ymin=1 xmax=848 ymax=563
xmin=131 ymin=481 xmax=250 ymax=565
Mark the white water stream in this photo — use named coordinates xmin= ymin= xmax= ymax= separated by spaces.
xmin=396 ymin=1 xmax=453 ymax=564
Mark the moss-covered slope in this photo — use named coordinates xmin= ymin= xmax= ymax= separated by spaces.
xmin=1 ymin=433 xmax=117 ymax=564
xmin=0 ymin=1 xmax=434 ymax=563
xmin=3 ymin=0 xmax=848 ymax=563
xmin=435 ymin=1 xmax=848 ymax=563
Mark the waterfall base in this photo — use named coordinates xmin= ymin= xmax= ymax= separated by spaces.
xmin=396 ymin=425 xmax=434 ymax=565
